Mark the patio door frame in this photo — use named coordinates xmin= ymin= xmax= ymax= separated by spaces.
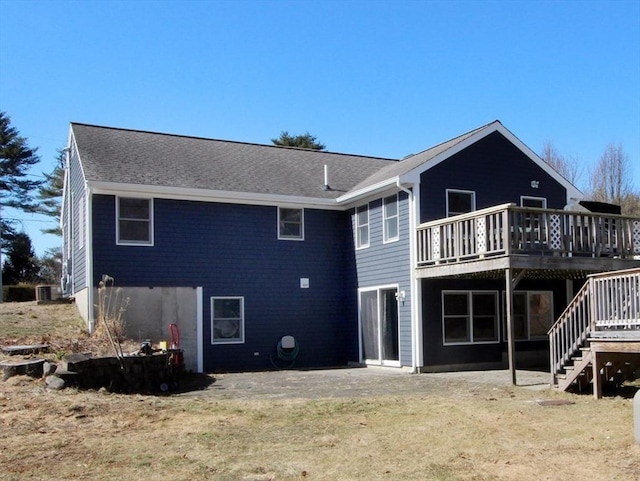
xmin=358 ymin=284 xmax=401 ymax=367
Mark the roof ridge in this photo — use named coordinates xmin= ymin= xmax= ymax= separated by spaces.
xmin=70 ymin=122 xmax=398 ymax=162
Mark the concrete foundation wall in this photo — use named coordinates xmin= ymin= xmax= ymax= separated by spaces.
xmin=116 ymin=287 xmax=199 ymax=372
xmin=74 ymin=288 xmax=91 ymax=331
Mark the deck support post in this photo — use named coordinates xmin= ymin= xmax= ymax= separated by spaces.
xmin=506 ymin=267 xmax=517 ymax=385
xmin=592 ymin=350 xmax=602 ymax=400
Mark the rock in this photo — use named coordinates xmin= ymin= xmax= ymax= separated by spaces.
xmin=42 ymin=361 xmax=58 ymax=377
xmin=54 ymin=370 xmax=79 ymax=387
xmin=0 ymin=358 xmax=45 ymax=381
xmin=45 ymin=375 xmax=66 ymax=390
xmin=61 ymin=353 xmax=92 ymax=372
xmin=1 ymin=344 xmax=50 ymax=356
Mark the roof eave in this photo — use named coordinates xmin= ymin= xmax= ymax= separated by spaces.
xmin=336 ymin=177 xmax=400 ymax=205
xmin=87 ymin=181 xmax=344 ymax=210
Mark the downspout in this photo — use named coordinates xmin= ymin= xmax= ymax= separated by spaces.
xmin=86 ymin=185 xmax=95 ymax=333
xmin=62 ymin=148 xmax=72 ymax=296
xmin=396 ymin=179 xmax=419 ymax=372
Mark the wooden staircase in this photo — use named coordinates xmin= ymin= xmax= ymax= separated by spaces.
xmin=549 ymin=268 xmax=640 ymax=397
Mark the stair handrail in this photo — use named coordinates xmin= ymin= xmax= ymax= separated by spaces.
xmin=548 ymin=279 xmax=594 ymax=384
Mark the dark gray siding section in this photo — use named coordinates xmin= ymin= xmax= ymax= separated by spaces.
xmin=91 ymin=195 xmax=358 ymax=372
xmin=421 ymin=278 xmax=569 ymax=369
xmin=352 ymin=191 xmax=412 ymax=367
xmin=419 ymin=131 xmax=567 ymax=222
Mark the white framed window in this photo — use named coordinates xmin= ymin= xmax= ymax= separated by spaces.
xmin=520 ymin=197 xmax=547 ymax=242
xmin=503 ymin=291 xmax=553 ymax=341
xmin=446 ymin=189 xmax=476 ymax=217
xmin=442 ymin=291 xmax=499 ymax=345
xmin=383 ymin=194 xmax=399 ymax=243
xmin=520 ymin=196 xmax=547 ymax=209
xmin=211 ymin=297 xmax=244 ymax=344
xmin=116 ymin=197 xmax=153 ymax=245
xmin=356 ymin=204 xmax=369 ymax=249
xmin=278 ymin=207 xmax=304 ymax=240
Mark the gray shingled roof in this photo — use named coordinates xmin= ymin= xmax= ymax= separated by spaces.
xmin=71 ymin=123 xmax=398 ymax=200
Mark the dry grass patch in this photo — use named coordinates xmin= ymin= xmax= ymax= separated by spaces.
xmin=0 ymin=376 xmax=638 ymax=481
xmin=0 ymin=301 xmax=137 ymax=359
xmin=0 ymin=302 xmax=639 ymax=480
xmin=0 ymin=301 xmax=86 ymax=346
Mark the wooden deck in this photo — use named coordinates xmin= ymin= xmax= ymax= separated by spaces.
xmin=590 ymin=338 xmax=640 ymax=399
xmin=414 ymin=204 xmax=640 ymax=392
xmin=416 ymin=203 xmax=640 ymax=278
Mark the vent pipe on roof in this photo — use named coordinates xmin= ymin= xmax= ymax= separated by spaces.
xmin=323 ymin=164 xmax=330 ymax=191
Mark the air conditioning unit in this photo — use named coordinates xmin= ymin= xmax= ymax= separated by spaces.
xmin=35 ymin=285 xmax=62 ymax=303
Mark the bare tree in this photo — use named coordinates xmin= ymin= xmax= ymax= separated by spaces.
xmin=541 ymin=140 xmax=582 ymax=185
xmin=588 ymin=143 xmax=637 ymax=211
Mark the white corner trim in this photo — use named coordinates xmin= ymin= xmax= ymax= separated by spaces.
xmin=197 ymin=286 xmax=203 ymax=373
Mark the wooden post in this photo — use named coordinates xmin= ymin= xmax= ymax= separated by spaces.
xmin=592 ymin=350 xmax=602 ymax=400
xmin=506 ymin=267 xmax=516 ymax=385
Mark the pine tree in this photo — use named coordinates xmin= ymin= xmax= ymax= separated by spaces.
xmin=271 ymin=131 xmax=326 ymax=150
xmin=0 ymin=111 xmax=42 ymax=245
xmin=1 ymin=232 xmax=40 ymax=285
xmin=37 ymin=149 xmax=65 ymax=236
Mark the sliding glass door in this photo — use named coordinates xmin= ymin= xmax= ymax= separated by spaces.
xmin=359 ymin=287 xmax=400 ymax=366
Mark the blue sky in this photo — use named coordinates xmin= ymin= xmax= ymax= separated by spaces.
xmin=1 ymin=0 xmax=639 ymax=257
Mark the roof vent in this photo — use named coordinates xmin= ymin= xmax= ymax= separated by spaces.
xmin=323 ymin=164 xmax=331 ymax=191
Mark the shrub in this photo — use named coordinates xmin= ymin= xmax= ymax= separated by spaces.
xmin=2 ymin=284 xmax=36 ymax=302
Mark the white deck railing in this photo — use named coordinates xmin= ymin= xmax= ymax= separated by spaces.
xmin=548 ymin=268 xmax=640 ymax=382
xmin=549 ymin=281 xmax=592 ymax=380
xmin=591 ymin=268 xmax=640 ymax=328
xmin=417 ymin=203 xmax=640 ymax=266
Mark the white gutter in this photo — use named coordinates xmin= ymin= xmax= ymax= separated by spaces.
xmin=89 ymin=181 xmax=344 ymax=211
xmin=336 ymin=177 xmax=399 ymax=205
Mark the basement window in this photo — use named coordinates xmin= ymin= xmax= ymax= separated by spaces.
xmin=211 ymin=297 xmax=245 ymax=344
xmin=503 ymin=291 xmax=553 ymax=340
xmin=442 ymin=291 xmax=499 ymax=345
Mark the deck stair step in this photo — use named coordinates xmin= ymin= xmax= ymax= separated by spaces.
xmin=549 ymin=268 xmax=640 ymax=397
xmin=557 ymin=350 xmax=593 ymax=392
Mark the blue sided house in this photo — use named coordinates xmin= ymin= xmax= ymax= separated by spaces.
xmin=61 ymin=120 xmax=640 ymax=375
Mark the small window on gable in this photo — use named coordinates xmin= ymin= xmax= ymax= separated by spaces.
xmin=383 ymin=195 xmax=399 ymax=243
xmin=211 ymin=297 xmax=244 ymax=344
xmin=446 ymin=189 xmax=475 ymax=217
xmin=520 ymin=197 xmax=547 ymax=236
xmin=117 ymin=197 xmax=153 ymax=245
xmin=278 ymin=207 xmax=304 ymax=240
xmin=356 ymin=204 xmax=369 ymax=249
xmin=521 ymin=196 xmax=547 ymax=209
